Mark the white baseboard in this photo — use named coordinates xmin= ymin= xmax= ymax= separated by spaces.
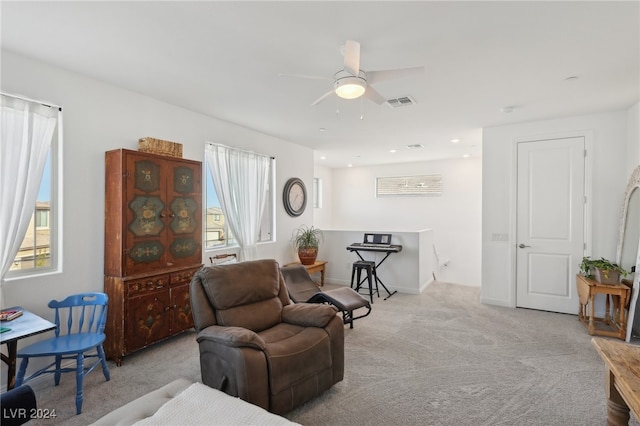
xmin=480 ymin=297 xmax=513 ymax=308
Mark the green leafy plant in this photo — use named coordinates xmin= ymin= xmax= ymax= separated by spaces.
xmin=579 ymin=256 xmax=629 ymax=279
xmin=292 ymin=225 xmax=322 ymax=265
xmin=292 ymin=225 xmax=322 ymax=250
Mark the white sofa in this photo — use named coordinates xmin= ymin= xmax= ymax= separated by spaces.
xmin=91 ymin=378 xmax=299 ymax=425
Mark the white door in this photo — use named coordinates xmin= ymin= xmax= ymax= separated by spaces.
xmin=516 ymin=137 xmax=585 ymax=314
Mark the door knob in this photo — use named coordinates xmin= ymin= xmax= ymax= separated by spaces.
xmin=518 ymin=243 xmax=531 ymax=249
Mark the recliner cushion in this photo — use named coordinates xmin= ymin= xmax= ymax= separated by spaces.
xmin=259 ymin=324 xmax=332 ymax=395
xmin=218 ymin=298 xmax=283 ymax=332
xmin=199 ymin=260 xmax=284 ymax=332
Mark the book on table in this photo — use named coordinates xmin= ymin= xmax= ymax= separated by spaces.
xmin=0 ymin=309 xmax=23 ymax=321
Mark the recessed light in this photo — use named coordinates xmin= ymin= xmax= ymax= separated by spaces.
xmin=320 ymin=156 xmax=326 ymax=160
xmin=390 ymin=149 xmax=397 ymax=153
xmin=347 ymin=164 xmax=353 ymax=167
xmin=450 ymin=139 xmax=460 ymax=144
xmin=319 ymin=128 xmax=326 ymax=132
xmin=463 ymin=154 xmax=470 ymax=158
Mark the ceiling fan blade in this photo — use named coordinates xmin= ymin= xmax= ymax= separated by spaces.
xmin=366 ymin=66 xmax=424 ymax=85
xmin=311 ymin=89 xmax=335 ymax=106
xmin=278 ymin=73 xmax=331 ymax=81
xmin=364 ymin=87 xmax=386 ymax=105
xmin=343 ymin=40 xmax=360 ymax=76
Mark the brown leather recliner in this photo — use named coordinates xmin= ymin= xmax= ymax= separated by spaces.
xmin=190 ymin=259 xmax=344 ymax=415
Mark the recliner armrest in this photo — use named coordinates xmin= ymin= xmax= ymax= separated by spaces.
xmin=282 ymin=303 xmax=338 ymax=328
xmin=196 ymin=325 xmax=266 ymax=350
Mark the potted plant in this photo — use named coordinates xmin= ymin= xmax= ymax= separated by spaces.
xmin=579 ymin=256 xmax=629 ymax=284
xmin=293 ymin=225 xmax=322 ymax=265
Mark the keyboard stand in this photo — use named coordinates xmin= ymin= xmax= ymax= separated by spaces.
xmin=348 ymin=247 xmax=399 ymax=300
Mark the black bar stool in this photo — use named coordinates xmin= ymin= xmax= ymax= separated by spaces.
xmin=350 ymin=260 xmax=379 ymax=303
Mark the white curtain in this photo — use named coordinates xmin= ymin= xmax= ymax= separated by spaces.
xmin=0 ymin=94 xmax=58 ymax=287
xmin=205 ymin=143 xmax=271 ymax=261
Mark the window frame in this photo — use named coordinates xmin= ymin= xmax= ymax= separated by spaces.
xmin=313 ymin=177 xmax=322 ymax=208
xmin=5 ymin=102 xmax=63 ymax=280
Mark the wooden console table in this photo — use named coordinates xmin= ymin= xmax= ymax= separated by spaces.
xmin=591 ymin=337 xmax=640 ymax=425
xmin=284 ymin=260 xmax=327 ymax=286
xmin=577 ymin=274 xmax=629 ymax=340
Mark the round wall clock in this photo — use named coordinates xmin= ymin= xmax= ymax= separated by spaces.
xmin=283 ymin=177 xmax=307 ymax=217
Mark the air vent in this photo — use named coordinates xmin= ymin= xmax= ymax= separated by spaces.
xmin=407 ymin=144 xmax=424 ymax=149
xmin=385 ymin=96 xmax=416 ymax=108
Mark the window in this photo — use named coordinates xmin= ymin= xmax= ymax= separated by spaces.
xmin=376 ymin=174 xmax=443 ymax=197
xmin=313 ymin=177 xmax=322 ymax=208
xmin=204 ymin=157 xmax=275 ymax=249
xmin=8 ymin=108 xmax=62 ymax=275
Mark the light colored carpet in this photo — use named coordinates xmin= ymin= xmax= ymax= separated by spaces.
xmin=23 ymin=281 xmax=639 ymax=425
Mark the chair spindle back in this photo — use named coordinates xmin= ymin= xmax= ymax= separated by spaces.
xmin=48 ymin=293 xmax=108 ymax=337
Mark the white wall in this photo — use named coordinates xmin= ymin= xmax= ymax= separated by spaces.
xmin=1 ymin=50 xmax=313 ymax=325
xmin=627 ymin=102 xmax=640 ymax=175
xmin=481 ymin=109 xmax=634 ymax=307
xmin=315 ymin=157 xmax=482 ymax=286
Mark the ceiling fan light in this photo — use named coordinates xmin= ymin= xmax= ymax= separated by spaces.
xmin=334 ymin=76 xmax=366 ymax=99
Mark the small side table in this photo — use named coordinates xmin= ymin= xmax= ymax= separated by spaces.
xmin=0 ymin=307 xmax=56 ymax=389
xmin=576 ymin=274 xmax=630 ymax=340
xmin=285 ymin=260 xmax=327 ymax=286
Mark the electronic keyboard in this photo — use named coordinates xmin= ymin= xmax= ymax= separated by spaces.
xmin=347 ymin=243 xmax=403 ymax=253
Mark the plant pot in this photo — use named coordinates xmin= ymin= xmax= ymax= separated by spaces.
xmin=298 ymin=248 xmax=317 ymax=265
xmin=594 ymin=268 xmax=620 ymax=285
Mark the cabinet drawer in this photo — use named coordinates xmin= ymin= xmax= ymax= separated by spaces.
xmin=170 ymin=269 xmax=197 ymax=286
xmin=127 ymin=275 xmax=169 ymax=296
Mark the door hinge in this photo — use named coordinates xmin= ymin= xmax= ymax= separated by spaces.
xmin=584 ymin=243 xmax=587 ymax=250
xmin=584 ymin=149 xmax=587 ymax=157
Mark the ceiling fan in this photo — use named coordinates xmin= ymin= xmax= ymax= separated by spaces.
xmin=280 ymin=40 xmax=424 ymax=106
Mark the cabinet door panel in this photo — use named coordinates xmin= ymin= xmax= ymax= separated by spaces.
xmin=124 ymin=153 xmax=168 ymax=274
xmin=171 ymin=284 xmax=194 ymax=332
xmin=126 ymin=291 xmax=171 ymax=353
xmin=172 ymin=165 xmax=197 ymax=194
xmin=169 ymin=197 xmax=198 ymax=234
xmin=128 ymin=196 xmax=165 ymax=236
xmin=166 ymin=162 xmax=202 ymax=268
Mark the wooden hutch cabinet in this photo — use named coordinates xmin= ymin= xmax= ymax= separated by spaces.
xmin=104 ymin=149 xmax=202 ymax=365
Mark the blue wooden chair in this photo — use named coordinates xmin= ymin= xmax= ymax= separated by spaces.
xmin=15 ymin=292 xmax=110 ymax=414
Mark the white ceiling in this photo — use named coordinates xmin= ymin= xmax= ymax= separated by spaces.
xmin=2 ymin=1 xmax=638 ymax=168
